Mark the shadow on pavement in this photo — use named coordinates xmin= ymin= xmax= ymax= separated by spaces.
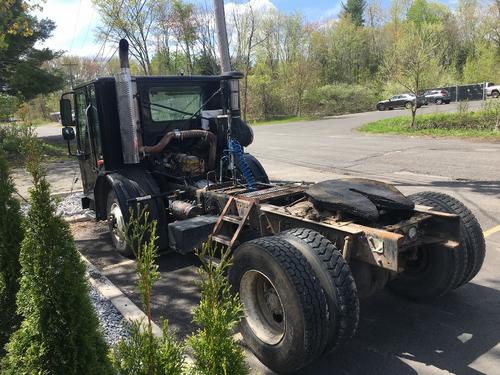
xmin=303 ymin=282 xmax=500 ymax=374
xmin=75 ymin=222 xmax=500 ymax=375
xmin=395 ymin=179 xmax=500 ymax=199
xmin=76 ymin=228 xmax=202 ymax=339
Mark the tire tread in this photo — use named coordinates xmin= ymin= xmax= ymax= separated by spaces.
xmin=410 ymin=191 xmax=485 ymax=286
xmin=280 ymin=228 xmax=359 ymax=354
xmin=237 ymin=236 xmax=328 ymax=371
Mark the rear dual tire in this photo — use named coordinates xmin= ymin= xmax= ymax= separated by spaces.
xmin=230 ymin=237 xmax=328 ymax=373
xmin=230 ymin=231 xmax=359 ymax=373
xmin=388 ymin=191 xmax=485 ymax=300
xmin=278 ymin=228 xmax=359 ymax=355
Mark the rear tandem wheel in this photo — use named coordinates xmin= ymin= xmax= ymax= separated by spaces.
xmin=388 ymin=191 xmax=485 ymax=300
xmin=229 ymin=236 xmax=328 ymax=374
xmin=278 ymin=228 xmax=359 ymax=355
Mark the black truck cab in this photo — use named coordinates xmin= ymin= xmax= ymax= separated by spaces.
xmin=60 ymin=67 xmax=262 ymax=254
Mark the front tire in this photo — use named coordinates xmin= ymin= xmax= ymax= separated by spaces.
xmin=436 ymin=98 xmax=443 ymax=104
xmin=229 ymin=237 xmax=328 ymax=373
xmin=492 ymin=90 xmax=499 ymax=98
xmin=405 ymin=101 xmax=413 ymax=109
xmin=106 ymin=190 xmax=133 ymax=257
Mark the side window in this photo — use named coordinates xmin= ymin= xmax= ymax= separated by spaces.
xmin=75 ymin=90 xmax=90 ymax=154
xmin=88 ymin=87 xmax=103 ymax=161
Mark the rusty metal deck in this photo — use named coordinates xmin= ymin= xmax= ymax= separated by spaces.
xmin=238 ymin=184 xmax=306 ymax=202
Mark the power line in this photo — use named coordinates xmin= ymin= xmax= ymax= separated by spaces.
xmin=98 ymin=46 xmax=119 ymax=76
xmin=79 ymin=6 xmax=96 ymax=50
xmin=91 ymin=0 xmax=127 ymax=63
xmin=69 ymin=0 xmax=84 ymax=54
xmin=62 ymin=62 xmax=78 ymax=88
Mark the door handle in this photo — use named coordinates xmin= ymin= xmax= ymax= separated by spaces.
xmin=76 ymin=152 xmax=90 ymax=161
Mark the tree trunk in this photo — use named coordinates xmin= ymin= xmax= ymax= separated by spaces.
xmin=411 ymin=106 xmax=417 ymax=128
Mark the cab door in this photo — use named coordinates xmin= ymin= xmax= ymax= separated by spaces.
xmin=74 ymin=86 xmax=103 ymax=196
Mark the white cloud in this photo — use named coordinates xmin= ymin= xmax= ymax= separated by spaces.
xmin=36 ymin=0 xmax=278 ymax=58
xmin=322 ymin=4 xmax=342 ymax=21
xmin=225 ymin=0 xmax=276 ymax=17
xmin=36 ymin=0 xmax=105 ymax=57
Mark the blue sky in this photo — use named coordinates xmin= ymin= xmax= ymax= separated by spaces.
xmin=271 ymin=0 xmax=343 ymax=20
xmin=37 ymin=0 xmax=347 ymax=57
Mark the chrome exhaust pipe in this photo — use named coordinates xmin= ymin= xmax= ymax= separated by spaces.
xmin=115 ymin=38 xmax=140 ymax=164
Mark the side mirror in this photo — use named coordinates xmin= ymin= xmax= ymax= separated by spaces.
xmin=60 ymin=98 xmax=74 ymax=126
xmin=62 ymin=126 xmax=75 ymax=141
xmin=62 ymin=126 xmax=76 ymax=156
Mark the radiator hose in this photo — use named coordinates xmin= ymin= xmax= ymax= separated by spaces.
xmin=228 ymin=138 xmax=256 ymax=191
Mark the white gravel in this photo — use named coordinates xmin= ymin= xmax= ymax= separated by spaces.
xmin=89 ymin=285 xmax=130 ymax=347
xmin=21 ymin=192 xmax=91 ymax=218
xmin=56 ymin=192 xmax=91 ymax=217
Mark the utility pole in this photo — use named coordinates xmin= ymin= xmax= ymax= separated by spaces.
xmin=62 ymin=62 xmax=77 ymax=89
xmin=213 ymin=0 xmax=231 ymax=73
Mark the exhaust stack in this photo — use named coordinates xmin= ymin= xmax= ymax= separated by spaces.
xmin=115 ymin=39 xmax=140 ymax=164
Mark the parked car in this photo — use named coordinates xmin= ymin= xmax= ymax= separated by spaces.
xmin=422 ymin=89 xmax=451 ymax=104
xmin=376 ymin=93 xmax=423 ymax=111
xmin=484 ymin=82 xmax=500 ymax=98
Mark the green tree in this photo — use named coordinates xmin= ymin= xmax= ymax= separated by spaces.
xmin=342 ymin=0 xmax=367 ymax=26
xmin=112 ymin=206 xmax=185 ymax=375
xmin=170 ymin=0 xmax=198 ymax=75
xmin=93 ymin=0 xmax=162 ymax=75
xmin=0 ymin=148 xmax=23 ymax=355
xmin=1 ymin=136 xmax=113 ymax=375
xmin=383 ymin=21 xmax=442 ymax=127
xmin=188 ymin=242 xmax=248 ymax=375
xmin=0 ymin=93 xmax=18 ymax=120
xmin=0 ymin=1 xmax=64 ymax=100
xmin=462 ymin=42 xmax=500 ymax=83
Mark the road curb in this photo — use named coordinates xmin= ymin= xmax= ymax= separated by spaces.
xmin=79 ymin=252 xmax=163 ymax=337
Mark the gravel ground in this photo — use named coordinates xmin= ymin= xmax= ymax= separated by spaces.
xmin=21 ymin=192 xmax=90 ymax=217
xmin=56 ymin=192 xmax=91 ymax=217
xmin=89 ymin=285 xmax=130 ymax=347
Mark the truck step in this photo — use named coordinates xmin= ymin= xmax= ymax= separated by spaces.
xmin=222 ymin=214 xmax=243 ymax=224
xmin=211 ymin=234 xmax=232 ymax=247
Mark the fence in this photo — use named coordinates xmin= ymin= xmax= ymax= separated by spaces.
xmin=428 ymin=83 xmax=488 ymax=102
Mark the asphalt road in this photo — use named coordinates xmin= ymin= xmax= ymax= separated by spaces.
xmin=62 ymin=100 xmax=499 ymax=374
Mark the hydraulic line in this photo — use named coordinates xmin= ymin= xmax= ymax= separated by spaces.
xmin=228 ymin=137 xmax=256 ymax=191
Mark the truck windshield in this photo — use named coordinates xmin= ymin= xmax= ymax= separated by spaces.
xmin=149 ymin=88 xmax=202 ymax=122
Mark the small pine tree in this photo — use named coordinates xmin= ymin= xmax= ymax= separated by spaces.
xmin=1 ymin=136 xmax=113 ymax=374
xmin=188 ymin=242 xmax=249 ymax=375
xmin=342 ymin=0 xmax=367 ymax=26
xmin=0 ymin=149 xmax=23 ymax=355
xmin=112 ymin=205 xmax=185 ymax=375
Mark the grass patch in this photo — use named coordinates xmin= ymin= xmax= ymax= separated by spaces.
xmin=1 ymin=124 xmax=68 ymax=167
xmin=0 ymin=119 xmax=52 ymax=127
xmin=359 ymin=106 xmax=500 ymax=139
xmin=249 ymin=116 xmax=314 ymax=126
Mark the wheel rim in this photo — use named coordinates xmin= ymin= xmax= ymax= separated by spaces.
xmin=240 ymin=270 xmax=286 ymax=345
xmin=405 ymin=102 xmax=412 ymax=109
xmin=108 ymin=202 xmax=127 ymax=252
xmin=405 ymin=247 xmax=430 ymax=276
xmin=436 ymin=99 xmax=442 ymax=104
